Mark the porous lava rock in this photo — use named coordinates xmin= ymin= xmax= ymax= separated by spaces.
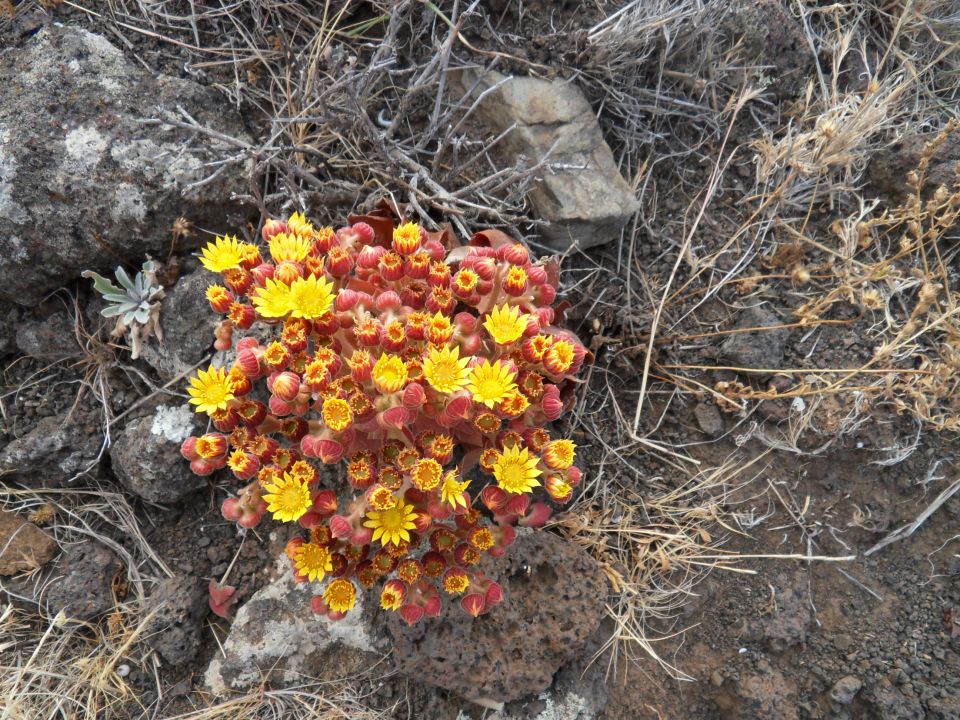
xmin=0 ymin=24 xmax=253 ymax=306
xmin=110 ymin=403 xmax=205 ymax=503
xmin=0 ymin=509 xmax=58 ymax=576
xmin=388 ymin=529 xmax=607 ymax=704
xmin=143 ymin=574 xmax=208 ymax=665
xmin=43 ymin=540 xmax=124 ymax=621
xmin=0 ymin=412 xmax=102 ymax=488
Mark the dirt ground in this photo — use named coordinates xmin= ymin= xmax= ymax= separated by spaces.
xmin=2 ymin=1 xmax=960 ymax=719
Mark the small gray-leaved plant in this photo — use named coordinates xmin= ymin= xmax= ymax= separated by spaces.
xmin=82 ymin=259 xmax=165 ymax=359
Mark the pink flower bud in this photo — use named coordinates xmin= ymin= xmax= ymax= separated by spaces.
xmin=350 ymin=221 xmax=376 ymax=245
xmin=262 ymin=218 xmax=287 ymax=241
xmin=180 ymin=436 xmax=200 ymax=461
xmin=402 ymin=382 xmax=426 ymax=409
xmin=445 ymin=394 xmax=472 ymax=419
xmin=520 ymin=502 xmax=552 ymax=528
xmin=541 ymin=385 xmax=563 ymax=421
xmin=270 ymin=371 xmax=301 ymax=401
xmin=454 ymin=311 xmax=477 ymax=333
xmin=310 ymin=595 xmax=328 ymax=615
xmin=536 ymin=306 xmax=555 ymax=327
xmin=473 ymin=257 xmax=496 ymax=281
xmin=422 ymin=239 xmax=445 ymax=260
xmin=238 ymin=510 xmax=262 ymax=528
xmin=500 ymin=243 xmax=529 ymax=266
xmin=236 ymin=347 xmax=262 ymax=378
xmin=378 ymin=406 xmax=410 ymax=430
xmin=236 ymin=336 xmax=260 ymax=352
xmin=329 ymin=515 xmax=353 ymax=539
xmin=357 ymin=244 xmax=385 ymax=269
xmin=221 ymin=497 xmax=242 ymax=521
xmin=459 ymin=333 xmax=482 ymax=355
xmin=250 ymin=262 xmax=275 ymax=287
xmin=269 ymin=395 xmax=292 ymax=416
xmin=336 ymin=288 xmax=361 ymax=312
xmin=208 ymin=580 xmax=238 ymax=619
xmin=536 ymin=283 xmax=557 ymax=305
xmin=480 ymin=486 xmax=509 ymax=512
xmin=189 ymin=458 xmax=217 ymax=476
xmin=527 ymin=264 xmax=548 ymax=285
xmin=318 ymin=438 xmax=345 ymax=463
xmin=566 ymin=466 xmax=583 ymax=486
xmin=422 ymin=593 xmax=442 ymax=618
xmin=350 ymin=526 xmax=374 ymax=545
xmin=375 ymin=289 xmax=402 ymax=311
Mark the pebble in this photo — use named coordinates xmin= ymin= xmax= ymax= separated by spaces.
xmin=830 ymin=676 xmax=862 ymax=705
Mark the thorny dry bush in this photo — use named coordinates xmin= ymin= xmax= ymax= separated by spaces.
xmin=2 ymin=0 xmax=960 ymax=714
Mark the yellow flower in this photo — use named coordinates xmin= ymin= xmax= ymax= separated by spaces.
xmin=287 ymin=211 xmax=313 ymax=235
xmin=322 ymin=397 xmax=353 ymax=432
xmin=372 ymin=353 xmax=408 ymax=393
xmin=543 ymin=439 xmax=576 ymax=470
xmin=492 ymin=444 xmax=542 ymax=494
xmin=262 ymin=472 xmax=312 ymax=522
xmin=466 ymin=359 xmax=518 ymax=408
xmin=187 ymin=365 xmax=235 ymax=415
xmin=294 ymin=542 xmax=333 ymax=582
xmin=364 ymin=499 xmax=418 ymax=546
xmin=269 ymin=232 xmax=312 ymax=263
xmin=288 ymin=275 xmax=335 ymax=319
xmin=252 ymin=278 xmax=292 ymax=318
xmin=392 ymin=221 xmax=422 ymax=255
xmin=440 ymin=472 xmax=470 ymax=510
xmin=411 ymin=458 xmax=443 ymax=491
xmin=423 ymin=344 xmax=471 ymax=394
xmin=199 ymin=235 xmax=247 ymax=273
xmin=323 ymin=578 xmax=357 ymax=613
xmin=483 ymin=303 xmax=527 ymax=345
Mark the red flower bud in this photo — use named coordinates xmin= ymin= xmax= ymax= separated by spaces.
xmin=519 ymin=502 xmax=552 ymax=528
xmin=536 ymin=306 xmax=555 ymax=327
xmin=269 ymin=395 xmax=292 ymax=416
xmin=460 ymin=593 xmax=486 ymax=617
xmin=536 ymin=283 xmax=557 ymax=305
xmin=274 ymin=260 xmax=301 ymax=285
xmin=480 ymin=486 xmax=509 ymax=512
xmin=336 ymin=288 xmax=361 ymax=312
xmin=347 ymin=221 xmax=375 ymax=246
xmin=190 ymin=458 xmax=217 ymax=476
xmin=208 ymin=580 xmax=238 ymax=619
xmin=221 ymin=497 xmax=242 ymax=521
xmin=485 ymin=581 xmax=504 ymax=606
xmin=567 ymin=466 xmax=583 ymax=486
xmin=422 ymin=239 xmax=446 ymax=260
xmin=378 ymin=406 xmax=410 ymax=430
xmin=375 ymin=289 xmax=402 ymax=311
xmin=312 ymin=490 xmax=339 ymax=516
xmin=505 ymin=494 xmax=530 ymax=518
xmin=472 ymin=257 xmax=496 ymax=281
xmin=236 ymin=348 xmax=262 ymax=378
xmin=422 ymin=592 xmax=442 ymax=617
xmin=399 ymin=604 xmax=425 ymax=626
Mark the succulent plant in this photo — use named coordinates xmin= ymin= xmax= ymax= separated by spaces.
xmin=82 ymin=259 xmax=165 ymax=358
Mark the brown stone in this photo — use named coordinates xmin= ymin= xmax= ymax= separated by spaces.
xmin=0 ymin=509 xmax=58 ymax=575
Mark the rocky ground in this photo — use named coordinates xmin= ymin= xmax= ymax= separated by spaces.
xmin=1 ymin=1 xmax=959 ymax=719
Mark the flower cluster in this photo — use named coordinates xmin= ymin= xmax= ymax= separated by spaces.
xmin=181 ymin=210 xmax=587 ymax=623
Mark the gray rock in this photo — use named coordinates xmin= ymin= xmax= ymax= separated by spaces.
xmin=694 ymin=401 xmax=724 ymax=437
xmin=43 ymin=540 xmax=123 ymax=621
xmin=0 ymin=413 xmax=102 ymax=487
xmin=0 ymin=25 xmax=253 ymax=307
xmin=388 ymin=529 xmax=607 ymax=704
xmin=110 ymin=403 xmax=205 ymax=503
xmin=139 ymin=267 xmax=219 ymax=382
xmin=716 ymin=0 xmax=813 ymax=100
xmin=144 ymin=574 xmax=207 ymax=665
xmin=204 ymin=559 xmax=388 ymax=695
xmin=720 ymin=305 xmax=790 ymax=374
xmin=830 ymin=676 xmax=862 ymax=705
xmin=14 ymin=309 xmax=75 ymax=358
xmin=0 ymin=300 xmax=26 ymax=357
xmin=455 ymin=69 xmax=639 ymax=250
